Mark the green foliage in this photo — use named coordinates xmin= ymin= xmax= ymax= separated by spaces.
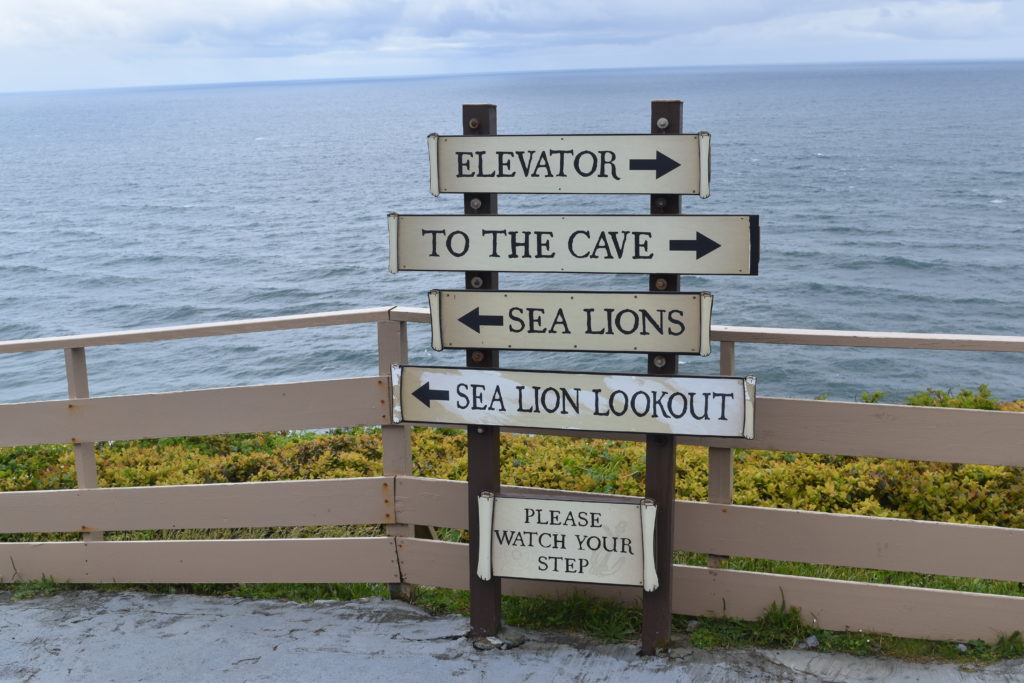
xmin=993 ymin=631 xmax=1024 ymax=658
xmin=860 ymin=391 xmax=886 ymax=403
xmin=905 ymin=384 xmax=1000 ymax=410
xmin=503 ymin=593 xmax=641 ymax=642
xmin=8 ymin=576 xmax=63 ymax=600
xmin=690 ymin=599 xmax=810 ymax=650
xmin=0 ymin=444 xmax=76 ymax=491
xmin=686 ymin=601 xmax=1024 ymax=662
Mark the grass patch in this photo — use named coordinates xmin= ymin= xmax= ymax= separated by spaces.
xmin=689 ymin=598 xmax=1024 ymax=663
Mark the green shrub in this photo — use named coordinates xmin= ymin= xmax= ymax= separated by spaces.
xmin=1 ymin=388 xmax=1021 ymax=528
xmin=905 ymin=384 xmax=1000 ymax=410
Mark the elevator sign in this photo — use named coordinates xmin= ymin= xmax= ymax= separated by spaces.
xmin=428 ymin=133 xmax=710 ymax=196
xmin=392 ymin=365 xmax=755 ymax=439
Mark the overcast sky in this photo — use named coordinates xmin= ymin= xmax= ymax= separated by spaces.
xmin=1 ymin=0 xmax=1022 ymax=93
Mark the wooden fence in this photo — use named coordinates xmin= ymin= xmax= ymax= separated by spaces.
xmin=1 ymin=306 xmax=1023 ymax=643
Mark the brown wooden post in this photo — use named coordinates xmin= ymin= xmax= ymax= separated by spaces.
xmin=377 ymin=319 xmax=416 ymax=598
xmin=64 ymin=346 xmax=103 ymax=542
xmin=463 ymin=103 xmax=502 ymax=637
xmin=708 ymin=340 xmax=736 ymax=568
xmin=642 ymin=99 xmax=682 ymax=654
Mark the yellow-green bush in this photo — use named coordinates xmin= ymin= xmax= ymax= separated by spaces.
xmin=1 ymin=387 xmax=1021 ymax=529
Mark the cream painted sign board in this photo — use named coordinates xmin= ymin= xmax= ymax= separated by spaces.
xmin=392 ymin=365 xmax=755 ymax=439
xmin=477 ymin=494 xmax=658 ymax=590
xmin=428 ymin=133 xmax=710 ymax=196
xmin=387 ymin=214 xmax=759 ymax=275
xmin=428 ymin=290 xmax=712 ymax=355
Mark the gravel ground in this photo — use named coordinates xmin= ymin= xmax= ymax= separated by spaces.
xmin=1 ymin=591 xmax=1022 ymax=682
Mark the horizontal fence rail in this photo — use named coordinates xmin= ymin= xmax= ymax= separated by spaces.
xmin=0 ymin=307 xmax=421 ymax=355
xmin=406 ymin=396 xmax=1024 ymax=467
xmin=2 ymin=306 xmax=1023 ymax=644
xmin=0 ymin=478 xmax=396 ymax=533
xmin=6 ymin=473 xmax=1023 ymax=642
xmin=2 ymin=538 xmax=400 ymax=584
xmin=394 ymin=477 xmax=1024 ymax=584
xmin=0 ymin=377 xmax=390 ymax=447
xmin=4 ymin=306 xmax=1022 ymax=355
xmin=392 ymin=477 xmax=1024 ymax=643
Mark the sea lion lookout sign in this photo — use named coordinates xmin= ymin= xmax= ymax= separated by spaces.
xmin=428 ymin=133 xmax=711 ymax=196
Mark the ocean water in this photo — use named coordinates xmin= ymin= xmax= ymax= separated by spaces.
xmin=1 ymin=61 xmax=1022 ymax=404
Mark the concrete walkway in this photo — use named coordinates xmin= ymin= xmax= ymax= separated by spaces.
xmin=2 ymin=591 xmax=1022 ymax=682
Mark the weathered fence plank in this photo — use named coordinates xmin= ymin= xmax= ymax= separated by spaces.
xmin=673 ymin=565 xmax=1024 ymax=644
xmin=393 ymin=538 xmax=1024 ymax=643
xmin=0 ymin=376 xmax=389 ymax=446
xmin=0 ymin=308 xmax=395 ymax=354
xmin=0 ymin=478 xmax=393 ymax=533
xmin=0 ymin=538 xmax=400 ymax=584
xmin=684 ymin=397 xmax=1024 ymax=467
xmin=676 ymin=501 xmax=1024 ymax=583
xmin=396 ymin=477 xmax=1024 ymax=581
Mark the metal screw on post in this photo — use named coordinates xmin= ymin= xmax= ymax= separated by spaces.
xmin=469 ymin=198 xmax=482 ymax=211
xmin=469 ymin=275 xmax=484 ymax=289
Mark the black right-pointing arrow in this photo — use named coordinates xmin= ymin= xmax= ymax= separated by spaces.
xmin=458 ymin=307 xmax=504 ymax=333
xmin=412 ymin=381 xmax=450 ymax=407
xmin=629 ymin=151 xmax=681 ymax=178
xmin=669 ymin=232 xmax=721 ymax=259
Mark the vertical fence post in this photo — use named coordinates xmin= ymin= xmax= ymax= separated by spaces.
xmin=707 ymin=340 xmax=735 ymax=568
xmin=642 ymin=99 xmax=682 ymax=654
xmin=463 ymin=102 xmax=503 ymax=638
xmin=377 ymin=318 xmax=415 ymax=598
xmin=64 ymin=347 xmax=103 ymax=542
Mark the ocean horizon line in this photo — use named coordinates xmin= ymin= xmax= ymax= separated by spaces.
xmin=3 ymin=57 xmax=1022 ymax=98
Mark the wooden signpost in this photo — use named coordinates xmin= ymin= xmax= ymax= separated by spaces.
xmin=388 ymin=100 xmax=759 ymax=654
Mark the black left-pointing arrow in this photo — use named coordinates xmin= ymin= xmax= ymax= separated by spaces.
xmin=458 ymin=307 xmax=504 ymax=333
xmin=629 ymin=151 xmax=681 ymax=179
xmin=412 ymin=381 xmax=449 ymax=407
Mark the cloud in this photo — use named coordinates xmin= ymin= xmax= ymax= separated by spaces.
xmin=0 ymin=1 xmax=1020 ymax=91
xmin=7 ymin=1 xmax=1008 ymax=53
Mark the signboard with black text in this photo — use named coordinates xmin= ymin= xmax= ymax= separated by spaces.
xmin=392 ymin=365 xmax=755 ymax=439
xmin=476 ymin=493 xmax=658 ymax=590
xmin=388 ymin=214 xmax=758 ymax=275
xmin=428 ymin=133 xmax=710 ymax=196
xmin=428 ymin=289 xmax=712 ymax=355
